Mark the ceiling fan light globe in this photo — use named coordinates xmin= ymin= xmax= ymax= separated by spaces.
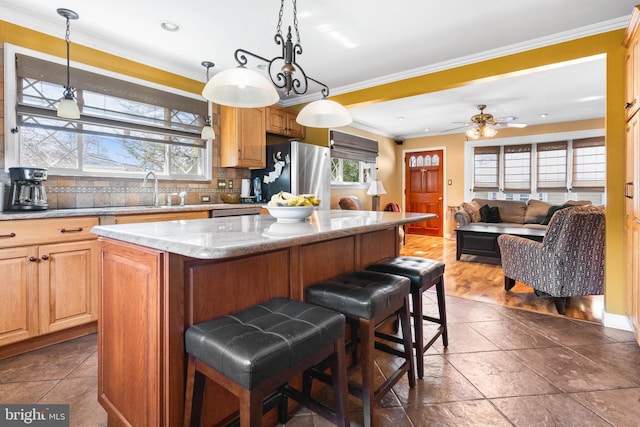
xmin=296 ymin=99 xmax=352 ymax=128
xmin=466 ymin=128 xmax=480 ymax=139
xmin=484 ymin=127 xmax=498 ymax=137
xmin=202 ymin=68 xmax=279 ymax=108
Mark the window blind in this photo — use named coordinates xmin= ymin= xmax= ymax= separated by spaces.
xmin=572 ymin=137 xmax=605 ymax=191
xmin=16 ymin=53 xmax=207 ymax=148
xmin=537 ymin=141 xmax=568 ymax=191
xmin=503 ymin=144 xmax=531 ymax=192
xmin=329 ymin=130 xmax=378 ymax=163
xmin=473 ymin=146 xmax=500 ymax=191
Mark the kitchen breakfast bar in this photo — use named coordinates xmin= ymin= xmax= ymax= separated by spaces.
xmin=92 ymin=210 xmax=435 ymax=427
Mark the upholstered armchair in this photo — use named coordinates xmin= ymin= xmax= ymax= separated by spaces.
xmin=497 ymin=205 xmax=605 ymax=314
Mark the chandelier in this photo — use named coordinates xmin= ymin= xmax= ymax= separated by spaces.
xmin=201 ymin=0 xmax=352 ymax=128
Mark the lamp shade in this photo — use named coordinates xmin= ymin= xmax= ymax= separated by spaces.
xmin=57 ymin=98 xmax=80 ymax=119
xmin=202 ymin=68 xmax=279 ymax=108
xmin=296 ymin=98 xmax=352 ymax=128
xmin=367 ymin=180 xmax=387 ymax=196
xmin=201 ymin=125 xmax=215 ymax=140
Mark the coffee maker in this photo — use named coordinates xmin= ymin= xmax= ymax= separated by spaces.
xmin=9 ymin=167 xmax=49 ymax=211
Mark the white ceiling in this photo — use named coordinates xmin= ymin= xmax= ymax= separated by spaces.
xmin=0 ymin=0 xmax=636 ymax=139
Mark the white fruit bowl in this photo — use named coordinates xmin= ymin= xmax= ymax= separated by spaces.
xmin=263 ymin=205 xmax=315 ymax=223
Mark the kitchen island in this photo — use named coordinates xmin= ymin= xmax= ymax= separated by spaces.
xmin=92 ymin=210 xmax=435 ymax=427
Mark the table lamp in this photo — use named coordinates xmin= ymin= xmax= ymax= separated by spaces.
xmin=367 ymin=180 xmax=387 ymax=211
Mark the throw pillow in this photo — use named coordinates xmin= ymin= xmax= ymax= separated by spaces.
xmin=461 ymin=201 xmax=481 ymax=222
xmin=479 ymin=204 xmax=501 ymax=223
xmin=540 ymin=204 xmax=572 ymax=225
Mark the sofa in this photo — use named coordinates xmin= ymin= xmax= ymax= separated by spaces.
xmin=453 ymin=198 xmax=591 ymax=231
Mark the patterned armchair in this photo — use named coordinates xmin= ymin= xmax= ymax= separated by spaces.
xmin=497 ymin=205 xmax=605 ymax=314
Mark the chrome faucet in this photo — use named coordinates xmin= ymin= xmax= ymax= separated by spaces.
xmin=143 ymin=171 xmax=159 ymax=207
xmin=178 ymin=191 xmax=187 ymax=206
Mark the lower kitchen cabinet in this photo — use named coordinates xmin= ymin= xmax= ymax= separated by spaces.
xmin=0 ymin=217 xmax=99 ymax=351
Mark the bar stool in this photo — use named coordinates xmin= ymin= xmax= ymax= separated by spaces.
xmin=366 ymin=256 xmax=448 ymax=378
xmin=305 ymin=270 xmax=415 ymax=427
xmin=183 ymin=298 xmax=349 ymax=427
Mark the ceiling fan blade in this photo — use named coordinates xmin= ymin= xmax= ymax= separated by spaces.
xmin=440 ymin=125 xmax=467 ymax=133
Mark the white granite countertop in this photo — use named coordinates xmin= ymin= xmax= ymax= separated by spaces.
xmin=0 ymin=203 xmax=258 ymax=221
xmin=91 ymin=210 xmax=435 ymax=259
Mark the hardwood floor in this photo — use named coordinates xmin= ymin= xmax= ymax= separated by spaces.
xmin=400 ymin=234 xmax=604 ymax=323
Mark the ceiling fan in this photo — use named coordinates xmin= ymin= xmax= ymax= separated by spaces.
xmin=444 ymin=104 xmax=527 ymax=139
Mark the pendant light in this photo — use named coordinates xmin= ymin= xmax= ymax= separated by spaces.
xmin=56 ymin=8 xmax=80 ymax=119
xmin=200 ymin=61 xmax=216 ymax=140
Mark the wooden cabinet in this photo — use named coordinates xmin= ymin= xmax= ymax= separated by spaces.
xmin=266 ymin=105 xmax=305 ymax=138
xmin=220 ymin=106 xmax=266 ymax=168
xmin=624 ymin=7 xmax=640 ymax=345
xmin=0 ymin=217 xmax=98 ymax=348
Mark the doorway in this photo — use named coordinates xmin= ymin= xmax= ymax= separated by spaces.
xmin=404 ymin=150 xmax=444 ymax=236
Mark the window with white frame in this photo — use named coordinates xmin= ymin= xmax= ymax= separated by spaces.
xmin=469 ymin=133 xmax=605 ymax=204
xmin=329 ymin=130 xmax=377 ymax=185
xmin=7 ymin=47 xmax=211 ymax=180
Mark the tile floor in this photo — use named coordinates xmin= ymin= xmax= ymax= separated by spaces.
xmin=1 ymin=235 xmax=639 ymax=426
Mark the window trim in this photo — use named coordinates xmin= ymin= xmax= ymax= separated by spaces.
xmin=4 ymin=43 xmax=212 ymax=180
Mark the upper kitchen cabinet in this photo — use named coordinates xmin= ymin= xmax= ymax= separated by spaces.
xmin=625 ymin=8 xmax=640 ymax=121
xmin=220 ymin=106 xmax=266 ymax=169
xmin=266 ymin=105 xmax=305 ymax=138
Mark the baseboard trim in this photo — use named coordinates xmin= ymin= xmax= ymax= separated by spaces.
xmin=602 ymin=311 xmax=633 ymax=331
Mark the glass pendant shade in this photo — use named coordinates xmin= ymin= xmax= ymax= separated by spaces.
xmin=57 ymin=96 xmax=80 ymax=119
xmin=201 ymin=125 xmax=215 ymax=140
xmin=296 ymin=98 xmax=352 ymax=128
xmin=202 ymin=68 xmax=279 ymax=108
xmin=466 ymin=126 xmax=497 ymax=139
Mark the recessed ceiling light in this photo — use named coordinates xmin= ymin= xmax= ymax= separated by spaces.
xmin=424 ymin=128 xmax=430 ymax=132
xmin=539 ymin=113 xmax=549 ymax=118
xmin=397 ymin=116 xmax=405 ymax=121
xmin=160 ymin=21 xmax=181 ymax=32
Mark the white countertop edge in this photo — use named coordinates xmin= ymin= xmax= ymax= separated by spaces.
xmin=91 ymin=211 xmax=435 ymax=260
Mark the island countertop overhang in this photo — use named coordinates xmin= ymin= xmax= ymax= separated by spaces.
xmin=91 ymin=210 xmax=436 ymax=259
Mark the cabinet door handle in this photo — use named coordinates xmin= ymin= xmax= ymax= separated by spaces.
xmin=0 ymin=232 xmax=16 ymax=239
xmin=625 ymin=182 xmax=634 ymax=199
xmin=625 ymin=101 xmax=635 ymax=109
xmin=29 ymin=256 xmax=38 ymax=262
xmin=61 ymin=227 xmax=83 ymax=233
xmin=41 ymin=255 xmax=49 ymax=261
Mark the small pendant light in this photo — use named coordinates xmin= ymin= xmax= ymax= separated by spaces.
xmin=200 ymin=61 xmax=216 ymax=140
xmin=56 ymin=8 xmax=80 ymax=119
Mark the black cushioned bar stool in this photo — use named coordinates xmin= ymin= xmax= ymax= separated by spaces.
xmin=183 ymin=298 xmax=349 ymax=427
xmin=366 ymin=256 xmax=448 ymax=379
xmin=305 ymin=270 xmax=415 ymax=427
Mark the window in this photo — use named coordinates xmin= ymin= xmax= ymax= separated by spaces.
xmin=503 ymin=144 xmax=531 ymax=192
xmin=8 ymin=47 xmax=210 ymax=180
xmin=572 ymin=137 xmax=605 ymax=191
xmin=329 ymin=130 xmax=377 ymax=185
xmin=537 ymin=141 xmax=568 ymax=191
xmin=472 ymin=146 xmax=499 ymax=191
xmin=468 ymin=131 xmax=605 ymax=204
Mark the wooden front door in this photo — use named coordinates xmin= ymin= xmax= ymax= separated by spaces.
xmin=405 ymin=150 xmax=444 ymax=236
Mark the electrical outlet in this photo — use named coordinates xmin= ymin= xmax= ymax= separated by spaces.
xmin=217 ymin=179 xmax=226 ymax=188
xmin=228 ymin=180 xmax=233 ymax=189
xmin=201 ymin=195 xmax=210 ymax=202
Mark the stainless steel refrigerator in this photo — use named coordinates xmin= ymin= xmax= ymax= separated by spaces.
xmin=251 ymin=141 xmax=331 ymax=210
